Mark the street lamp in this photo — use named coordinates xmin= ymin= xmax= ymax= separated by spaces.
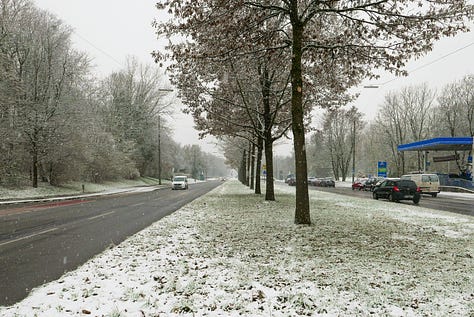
xmin=352 ymin=118 xmax=356 ymax=184
xmin=158 ymin=115 xmax=162 ymax=185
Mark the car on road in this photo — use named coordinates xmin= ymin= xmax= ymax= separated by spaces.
xmin=352 ymin=180 xmax=366 ymax=190
xmin=321 ymin=178 xmax=335 ymax=187
xmin=372 ymin=179 xmax=421 ymax=204
xmin=287 ymin=175 xmax=296 ymax=186
xmin=172 ymin=176 xmax=189 ymax=190
xmin=400 ymin=173 xmax=440 ymax=197
xmin=362 ymin=178 xmax=382 ymax=191
xmin=285 ymin=174 xmax=295 ymax=184
xmin=309 ymin=178 xmax=322 ymax=186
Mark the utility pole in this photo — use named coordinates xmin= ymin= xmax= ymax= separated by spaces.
xmin=352 ymin=118 xmax=356 ymax=184
xmin=158 ymin=116 xmax=162 ymax=185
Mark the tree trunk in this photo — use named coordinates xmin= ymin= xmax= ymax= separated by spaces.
xmin=32 ymin=147 xmax=38 ymax=188
xmin=247 ymin=141 xmax=252 ymax=187
xmin=255 ymin=137 xmax=263 ymax=195
xmin=290 ymin=8 xmax=310 ymax=225
xmin=250 ymin=142 xmax=255 ymax=190
xmin=264 ymin=135 xmax=275 ymax=201
xmin=261 ymin=64 xmax=275 ymax=201
xmin=239 ymin=149 xmax=247 ymax=184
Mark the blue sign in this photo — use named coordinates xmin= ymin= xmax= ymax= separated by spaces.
xmin=377 ymin=161 xmax=387 ymax=178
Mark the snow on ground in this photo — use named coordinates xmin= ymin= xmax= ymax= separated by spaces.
xmin=0 ymin=178 xmax=167 ymax=201
xmin=1 ymin=180 xmax=473 ymax=316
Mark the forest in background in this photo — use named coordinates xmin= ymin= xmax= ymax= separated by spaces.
xmin=0 ymin=0 xmax=229 ymax=188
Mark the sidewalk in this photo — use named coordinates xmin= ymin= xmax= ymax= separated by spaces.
xmin=1 ymin=180 xmax=472 ymax=316
xmin=0 ymin=177 xmax=176 ymax=206
xmin=0 ymin=185 xmax=168 ymax=206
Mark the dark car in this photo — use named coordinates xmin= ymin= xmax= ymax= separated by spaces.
xmin=321 ymin=178 xmax=335 ymax=187
xmin=363 ymin=178 xmax=380 ymax=191
xmin=285 ymin=174 xmax=295 ymax=184
xmin=310 ymin=178 xmax=323 ymax=186
xmin=287 ymin=176 xmax=296 ymax=186
xmin=372 ymin=179 xmax=421 ymax=204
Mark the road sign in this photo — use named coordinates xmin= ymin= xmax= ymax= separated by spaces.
xmin=377 ymin=161 xmax=387 ymax=178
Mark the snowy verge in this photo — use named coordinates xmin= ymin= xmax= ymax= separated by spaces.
xmin=1 ymin=180 xmax=472 ymax=316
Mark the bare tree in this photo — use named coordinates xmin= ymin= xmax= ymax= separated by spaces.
xmin=435 ymin=74 xmax=474 ymax=173
xmin=323 ymin=106 xmax=363 ymax=180
xmin=155 ymin=0 xmax=472 ymax=225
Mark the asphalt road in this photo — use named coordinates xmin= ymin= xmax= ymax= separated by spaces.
xmin=0 ymin=181 xmax=222 ymax=306
xmin=308 ymin=185 xmax=474 ymax=216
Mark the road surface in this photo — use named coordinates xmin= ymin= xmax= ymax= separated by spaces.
xmin=0 ymin=181 xmax=221 ymax=306
xmin=308 ymin=185 xmax=474 ymax=216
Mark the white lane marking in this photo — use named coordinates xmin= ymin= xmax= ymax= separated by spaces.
xmin=131 ymin=202 xmax=145 ymax=207
xmin=88 ymin=211 xmax=115 ymax=220
xmin=0 ymin=228 xmax=58 ymax=247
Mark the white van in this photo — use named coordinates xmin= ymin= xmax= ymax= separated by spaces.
xmin=171 ymin=175 xmax=188 ymax=190
xmin=400 ymin=173 xmax=440 ymax=197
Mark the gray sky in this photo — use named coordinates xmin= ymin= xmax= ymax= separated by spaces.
xmin=34 ymin=0 xmax=474 ymax=155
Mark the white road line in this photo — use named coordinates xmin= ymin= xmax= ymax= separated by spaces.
xmin=88 ymin=211 xmax=115 ymax=220
xmin=0 ymin=228 xmax=58 ymax=247
xmin=131 ymin=202 xmax=145 ymax=207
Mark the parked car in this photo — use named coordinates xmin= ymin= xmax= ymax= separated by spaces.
xmin=172 ymin=175 xmax=188 ymax=190
xmin=321 ymin=178 xmax=335 ymax=187
xmin=352 ymin=180 xmax=366 ymax=190
xmin=372 ymin=179 xmax=421 ymax=204
xmin=285 ymin=174 xmax=295 ymax=184
xmin=400 ymin=173 xmax=440 ymax=197
xmin=363 ymin=178 xmax=381 ymax=191
xmin=287 ymin=175 xmax=296 ymax=186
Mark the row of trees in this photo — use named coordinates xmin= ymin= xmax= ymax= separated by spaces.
xmin=278 ymin=75 xmax=473 ymax=181
xmin=154 ymin=0 xmax=472 ymax=224
xmin=0 ymin=0 xmax=228 ymax=188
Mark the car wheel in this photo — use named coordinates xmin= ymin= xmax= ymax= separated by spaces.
xmin=388 ymin=194 xmax=395 ymax=202
xmin=431 ymin=193 xmax=437 ymax=198
xmin=372 ymin=192 xmax=378 ymax=200
xmin=413 ymin=195 xmax=420 ymax=204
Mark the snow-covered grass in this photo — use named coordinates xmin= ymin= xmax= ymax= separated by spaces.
xmin=1 ymin=180 xmax=473 ymax=316
xmin=0 ymin=177 xmax=168 ymax=200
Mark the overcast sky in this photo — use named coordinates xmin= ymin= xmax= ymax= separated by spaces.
xmin=33 ymin=0 xmax=474 ymax=155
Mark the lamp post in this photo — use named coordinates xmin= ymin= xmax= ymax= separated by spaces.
xmin=158 ymin=115 xmax=162 ymax=185
xmin=352 ymin=118 xmax=356 ymax=184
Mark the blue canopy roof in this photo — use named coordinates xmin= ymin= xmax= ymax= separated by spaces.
xmin=398 ymin=137 xmax=473 ymax=152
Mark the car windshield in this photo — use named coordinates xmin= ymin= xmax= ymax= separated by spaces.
xmin=173 ymin=177 xmax=186 ymax=182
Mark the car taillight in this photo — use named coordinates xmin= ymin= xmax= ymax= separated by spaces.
xmin=393 ymin=186 xmax=400 ymax=192
xmin=416 ymin=187 xmax=421 ymax=192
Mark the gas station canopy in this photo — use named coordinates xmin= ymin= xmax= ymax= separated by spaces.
xmin=398 ymin=137 xmax=473 ymax=152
